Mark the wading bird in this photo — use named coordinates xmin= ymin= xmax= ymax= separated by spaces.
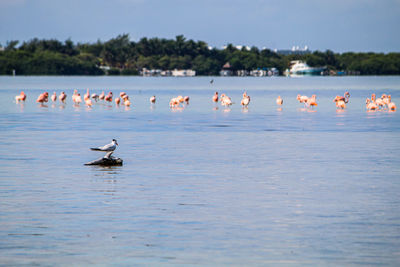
xmin=15 ymin=91 xmax=26 ymax=102
xmin=276 ymin=96 xmax=283 ymax=106
xmin=220 ymin=94 xmax=233 ymax=107
xmin=212 ymin=92 xmax=219 ymax=103
xmin=99 ymin=91 xmax=105 ymax=100
xmin=306 ymin=95 xmax=318 ymax=109
xmin=104 ymin=92 xmax=113 ymax=102
xmin=36 ymin=92 xmax=49 ymax=103
xmin=241 ymin=92 xmax=250 ymax=107
xmin=51 ymin=92 xmax=57 ymax=102
xmin=59 ymin=92 xmax=67 ymax=103
xmin=91 ymin=93 xmax=99 ymax=102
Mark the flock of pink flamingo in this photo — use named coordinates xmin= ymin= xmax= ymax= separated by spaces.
xmin=365 ymin=93 xmax=397 ymax=111
xmin=14 ymin=90 xmax=396 ymax=112
xmin=26 ymin=90 xmax=134 ymax=107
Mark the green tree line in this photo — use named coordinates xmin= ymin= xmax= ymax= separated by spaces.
xmin=1 ymin=34 xmax=400 ymax=75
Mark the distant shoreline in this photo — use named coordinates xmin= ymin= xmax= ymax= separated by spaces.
xmin=1 ymin=35 xmax=400 ymax=76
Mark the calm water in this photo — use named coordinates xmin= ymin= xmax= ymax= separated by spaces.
xmin=1 ymin=76 xmax=400 ymax=266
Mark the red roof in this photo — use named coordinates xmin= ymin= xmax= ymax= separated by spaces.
xmin=222 ymin=62 xmax=231 ymax=69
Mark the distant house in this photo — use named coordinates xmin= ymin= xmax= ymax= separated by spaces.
xmin=161 ymin=70 xmax=172 ymax=76
xmin=141 ymin=68 xmax=162 ymax=76
xmin=236 ymin=70 xmax=249 ymax=76
xmin=268 ymin=68 xmax=279 ymax=76
xmin=250 ymin=69 xmax=268 ymax=77
xmin=141 ymin=68 xmax=195 ymax=77
xmin=220 ymin=62 xmax=233 ymax=76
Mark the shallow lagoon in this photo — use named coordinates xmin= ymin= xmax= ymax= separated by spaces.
xmin=1 ymin=76 xmax=400 ymax=266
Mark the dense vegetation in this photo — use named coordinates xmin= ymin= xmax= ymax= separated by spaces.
xmin=1 ymin=34 xmax=400 ymax=75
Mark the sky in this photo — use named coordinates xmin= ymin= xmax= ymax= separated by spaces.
xmin=0 ymin=0 xmax=399 ymax=53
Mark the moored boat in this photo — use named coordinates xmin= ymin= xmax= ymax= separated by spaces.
xmin=285 ymin=60 xmax=326 ymax=76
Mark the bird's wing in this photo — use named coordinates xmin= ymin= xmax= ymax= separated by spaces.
xmin=90 ymin=142 xmax=114 ymax=151
xmin=101 ymin=142 xmax=116 ymax=151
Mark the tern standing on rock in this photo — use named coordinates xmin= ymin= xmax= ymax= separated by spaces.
xmin=90 ymin=139 xmax=118 ymax=151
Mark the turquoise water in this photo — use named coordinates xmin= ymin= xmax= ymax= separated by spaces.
xmin=1 ymin=76 xmax=400 ymax=266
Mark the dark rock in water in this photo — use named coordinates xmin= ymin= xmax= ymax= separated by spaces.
xmin=84 ymin=157 xmax=123 ymax=166
xmin=84 ymin=152 xmax=123 ymax=166
xmin=85 ymin=157 xmax=123 ymax=166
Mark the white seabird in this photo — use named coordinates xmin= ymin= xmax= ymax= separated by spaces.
xmin=90 ymin=139 xmax=118 ymax=151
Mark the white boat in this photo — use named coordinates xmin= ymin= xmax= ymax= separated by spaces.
xmin=172 ymin=69 xmax=196 ymax=77
xmin=285 ymin=60 xmax=326 ymax=76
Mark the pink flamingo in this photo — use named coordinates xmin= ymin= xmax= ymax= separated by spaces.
xmin=387 ymin=95 xmax=396 ymax=111
xmin=51 ymin=92 xmax=57 ymax=102
xmin=240 ymin=92 xmax=250 ymax=107
xmin=85 ymin=98 xmax=92 ymax=107
xmin=297 ymin=94 xmax=309 ymax=103
xmin=15 ymin=91 xmax=27 ymax=102
xmin=212 ymin=92 xmax=219 ymax=103
xmin=297 ymin=94 xmax=309 ymax=109
xmin=220 ymin=94 xmax=232 ymax=107
xmin=104 ymin=92 xmax=113 ymax=102
xmin=91 ymin=93 xmax=99 ymax=102
xmin=84 ymin=89 xmax=90 ymax=101
xmin=306 ymin=95 xmax=318 ymax=109
xmin=169 ymin=97 xmax=179 ymax=107
xmin=36 ymin=92 xmax=49 ymax=103
xmin=375 ymin=97 xmax=386 ymax=109
xmin=99 ymin=91 xmax=105 ymax=100
xmin=123 ymin=96 xmax=131 ymax=106
xmin=59 ymin=92 xmax=67 ymax=103
xmin=333 ymin=92 xmax=350 ymax=109
xmin=334 ymin=97 xmax=346 ymax=109
xmin=366 ymin=98 xmax=378 ymax=111
xmin=184 ymin=96 xmax=190 ymax=105
xmin=276 ymin=96 xmax=283 ymax=106
xmin=74 ymin=93 xmax=82 ymax=104
xmin=72 ymin=89 xmax=78 ymax=103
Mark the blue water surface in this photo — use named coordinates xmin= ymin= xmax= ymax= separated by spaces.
xmin=0 ymin=76 xmax=400 ymax=266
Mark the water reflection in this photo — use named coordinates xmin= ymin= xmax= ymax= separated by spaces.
xmin=335 ymin=109 xmax=347 ymax=115
xmin=73 ymin=103 xmax=81 ymax=111
xmin=17 ymin=102 xmax=25 ymax=112
xmin=170 ymin=106 xmax=184 ymax=112
xmin=39 ymin=103 xmax=48 ymax=108
xmin=91 ymin=165 xmax=123 ymax=184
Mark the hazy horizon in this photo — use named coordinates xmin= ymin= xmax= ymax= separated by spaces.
xmin=1 ymin=0 xmax=400 ymax=53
